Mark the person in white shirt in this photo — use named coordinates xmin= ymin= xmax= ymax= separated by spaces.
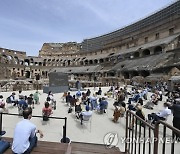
xmin=148 ymin=102 xmax=171 ymax=124
xmin=79 ymin=105 xmax=92 ymax=125
xmin=12 ymin=107 xmax=43 ymax=154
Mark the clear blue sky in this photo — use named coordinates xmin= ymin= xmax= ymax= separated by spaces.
xmin=0 ymin=0 xmax=175 ymax=56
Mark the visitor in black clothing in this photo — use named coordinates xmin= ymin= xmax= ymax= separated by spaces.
xmin=169 ymin=99 xmax=180 ymax=141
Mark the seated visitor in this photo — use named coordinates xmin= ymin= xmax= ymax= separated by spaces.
xmin=148 ymin=102 xmax=171 ymax=124
xmin=18 ymin=96 xmax=28 ymax=115
xmin=33 ymin=91 xmax=40 ymax=104
xmin=129 ymin=105 xmax=145 ymax=129
xmin=66 ymin=92 xmax=72 ymax=106
xmin=47 ymin=91 xmax=56 ymax=110
xmin=68 ymin=95 xmax=77 ymax=113
xmin=168 ymin=99 xmax=180 ymax=141
xmin=42 ymin=102 xmax=53 ymax=121
xmin=113 ymin=91 xmax=125 ymax=107
xmin=89 ymin=94 xmax=98 ymax=110
xmin=86 ymin=89 xmax=91 ymax=97
xmin=62 ymin=91 xmax=68 ymax=101
xmin=0 ymin=95 xmax=6 ymax=112
xmin=70 ymin=95 xmax=77 ymax=107
xmin=18 ymin=90 xmax=24 ymax=101
xmin=79 ymin=105 xmax=92 ymax=125
xmin=12 ymin=107 xmax=43 ymax=154
xmin=143 ymin=93 xmax=159 ymax=109
xmin=76 ymin=90 xmax=81 ymax=98
xmin=7 ymin=92 xmax=18 ymax=106
xmin=135 ymin=105 xmax=145 ymax=126
xmin=97 ymin=97 xmax=108 ymax=113
xmin=96 ymin=87 xmax=102 ymax=95
xmin=128 ymin=91 xmax=140 ymax=104
xmin=113 ymin=102 xmax=126 ymax=123
xmin=27 ymin=94 xmax=34 ymax=109
xmin=81 ymin=92 xmax=88 ymax=105
xmin=75 ymin=99 xmax=82 ymax=118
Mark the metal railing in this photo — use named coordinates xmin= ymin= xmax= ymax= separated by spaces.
xmin=125 ymin=110 xmax=180 ymax=154
xmin=0 ymin=113 xmax=69 ymax=143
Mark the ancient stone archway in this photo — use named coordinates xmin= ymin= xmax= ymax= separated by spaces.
xmin=24 ymin=59 xmax=30 ymax=66
xmin=142 ymin=49 xmax=150 ymax=56
xmin=154 ymin=46 xmax=162 ymax=54
xmin=140 ymin=70 xmax=150 ymax=77
xmin=123 ymin=72 xmax=130 ymax=79
xmin=133 ymin=52 xmax=140 ymax=58
xmin=25 ymin=71 xmax=30 ymax=78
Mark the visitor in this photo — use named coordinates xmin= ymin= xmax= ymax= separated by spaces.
xmin=148 ymin=102 xmax=171 ymax=124
xmin=169 ymin=99 xmax=180 ymax=141
xmin=33 ymin=91 xmax=40 ymax=104
xmin=12 ymin=107 xmax=43 ymax=154
xmin=42 ymin=102 xmax=53 ymax=121
xmin=113 ymin=102 xmax=126 ymax=123
xmin=78 ymin=105 xmax=92 ymax=125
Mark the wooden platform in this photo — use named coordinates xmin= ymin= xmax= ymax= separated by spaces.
xmin=3 ymin=138 xmax=123 ymax=154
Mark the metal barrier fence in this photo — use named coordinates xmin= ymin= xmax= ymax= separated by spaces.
xmin=0 ymin=113 xmax=69 ymax=143
xmin=125 ymin=110 xmax=180 ymax=154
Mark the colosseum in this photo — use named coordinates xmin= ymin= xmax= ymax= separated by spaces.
xmin=0 ymin=1 xmax=180 ymax=91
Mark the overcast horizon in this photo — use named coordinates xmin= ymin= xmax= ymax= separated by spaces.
xmin=0 ymin=0 xmax=176 ymax=56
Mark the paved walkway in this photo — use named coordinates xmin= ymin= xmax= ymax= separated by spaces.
xmin=1 ymin=86 xmax=179 ymax=152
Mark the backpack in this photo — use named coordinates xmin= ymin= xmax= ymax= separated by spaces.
xmin=68 ymin=107 xmax=72 ymax=113
xmin=43 ymin=115 xmax=49 ymax=121
xmin=47 ymin=97 xmax=51 ymax=102
xmin=6 ymin=96 xmax=11 ymax=104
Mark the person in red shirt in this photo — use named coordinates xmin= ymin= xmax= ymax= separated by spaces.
xmin=42 ymin=102 xmax=53 ymax=121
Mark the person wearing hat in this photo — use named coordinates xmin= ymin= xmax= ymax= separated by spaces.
xmin=79 ymin=105 xmax=92 ymax=125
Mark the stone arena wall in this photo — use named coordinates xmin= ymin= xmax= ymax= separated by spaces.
xmin=0 ymin=1 xmax=180 ymax=88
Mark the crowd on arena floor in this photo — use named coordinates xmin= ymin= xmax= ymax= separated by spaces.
xmin=0 ymin=82 xmax=179 ymax=153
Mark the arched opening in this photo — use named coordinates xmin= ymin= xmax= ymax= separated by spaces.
xmin=142 ymin=49 xmax=150 ymax=56
xmin=123 ymin=72 xmax=129 ymax=79
xmin=68 ymin=60 xmax=71 ymax=66
xmin=133 ymin=52 xmax=140 ymax=58
xmin=39 ymin=62 xmax=42 ymax=66
xmin=89 ymin=60 xmax=93 ymax=65
xmin=20 ymin=60 xmax=24 ymax=65
xmin=99 ymin=59 xmax=104 ymax=63
xmin=25 ymin=71 xmax=30 ymax=78
xmin=131 ymin=71 xmax=139 ymax=77
xmin=105 ymin=58 xmax=109 ymax=62
xmin=124 ymin=54 xmax=131 ymax=59
xmin=84 ymin=60 xmax=88 ymax=65
xmin=2 ymin=55 xmax=8 ymax=63
xmin=154 ymin=46 xmax=162 ymax=54
xmin=14 ymin=56 xmax=19 ymax=64
xmin=30 ymin=58 xmax=34 ymax=66
xmin=94 ymin=59 xmax=98 ymax=64
xmin=43 ymin=62 xmax=46 ymax=66
xmin=24 ymin=59 xmax=30 ymax=66
xmin=80 ymin=61 xmax=83 ymax=65
xmin=35 ymin=62 xmax=38 ymax=66
xmin=141 ymin=70 xmax=150 ymax=77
